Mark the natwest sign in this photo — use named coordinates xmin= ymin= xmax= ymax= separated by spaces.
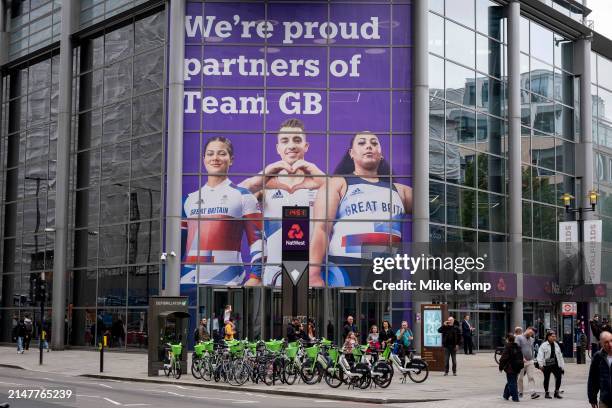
xmin=282 ymin=207 xmax=309 ymax=251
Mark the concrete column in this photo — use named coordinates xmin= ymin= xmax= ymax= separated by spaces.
xmin=51 ymin=0 xmax=78 ymax=350
xmin=507 ymin=0 xmax=523 ymax=330
xmin=577 ymin=37 xmax=594 ymax=217
xmin=165 ymin=0 xmax=185 ymax=296
xmin=412 ymin=0 xmax=429 ymax=352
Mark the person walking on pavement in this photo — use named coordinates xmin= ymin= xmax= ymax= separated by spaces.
xmin=592 ymin=315 xmax=603 ymax=354
xmin=499 ymin=333 xmax=524 ymax=402
xmin=23 ymin=314 xmax=33 ymax=351
xmin=517 ymin=326 xmax=540 ymax=399
xmin=461 ymin=315 xmax=475 ymax=355
xmin=438 ymin=316 xmax=462 ymax=376
xmin=343 ymin=315 xmax=358 ymax=341
xmin=13 ymin=317 xmax=26 ymax=354
xmin=536 ymin=330 xmax=565 ymax=399
xmin=588 ymin=331 xmax=612 ymax=408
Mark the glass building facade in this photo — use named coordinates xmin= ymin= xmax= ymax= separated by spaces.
xmin=0 ymin=0 xmax=610 ymax=350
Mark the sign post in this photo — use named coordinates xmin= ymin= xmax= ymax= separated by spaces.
xmin=421 ymin=304 xmax=447 ymax=372
xmin=282 ymin=206 xmax=310 ymax=334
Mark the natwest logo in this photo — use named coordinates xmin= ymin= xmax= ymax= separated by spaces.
xmin=288 ymin=224 xmax=304 ymax=240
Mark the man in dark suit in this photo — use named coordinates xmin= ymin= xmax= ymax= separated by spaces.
xmin=462 ymin=315 xmax=475 ymax=355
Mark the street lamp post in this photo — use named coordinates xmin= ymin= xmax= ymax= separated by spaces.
xmin=561 ymin=189 xmax=599 ymax=252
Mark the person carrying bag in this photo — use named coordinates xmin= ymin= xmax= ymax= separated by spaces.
xmin=499 ymin=334 xmax=524 ymax=402
xmin=536 ymin=330 xmax=565 ymax=399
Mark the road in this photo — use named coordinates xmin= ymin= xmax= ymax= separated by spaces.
xmin=0 ymin=367 xmax=379 ymax=408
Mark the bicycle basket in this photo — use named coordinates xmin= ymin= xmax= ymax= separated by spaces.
xmin=381 ymin=345 xmax=391 ymax=360
xmin=194 ymin=343 xmax=206 ymax=357
xmin=286 ymin=346 xmax=299 ymax=360
xmin=229 ymin=342 xmax=244 ymax=354
xmin=352 ymin=345 xmax=364 ymax=358
xmin=265 ymin=340 xmax=283 ymax=353
xmin=328 ymin=347 xmax=339 ymax=363
xmin=305 ymin=345 xmax=319 ymax=359
xmin=171 ymin=344 xmax=183 ymax=356
xmin=247 ymin=342 xmax=258 ymax=354
xmin=288 ymin=341 xmax=300 ymax=349
xmin=203 ymin=340 xmax=214 ymax=353
xmin=320 ymin=338 xmax=332 ymax=347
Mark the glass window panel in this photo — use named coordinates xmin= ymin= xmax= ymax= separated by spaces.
xmin=530 ymin=23 xmax=554 ymax=66
xmin=430 ymin=139 xmax=445 ymax=180
xmin=429 ymin=0 xmax=443 ymax=14
xmin=555 ymin=104 xmax=574 ymax=141
xmin=445 ymin=0 xmax=475 ymax=28
xmin=100 ymin=183 xmax=129 ymax=225
xmin=554 ymin=35 xmax=573 ymax=73
xmin=599 ymin=56 xmax=612 ymax=91
xmin=598 ymin=87 xmax=612 ymax=123
xmin=520 ymin=17 xmax=529 ymax=54
xmin=446 ymin=20 xmax=475 ymax=69
xmin=532 ymin=98 xmax=555 ymax=134
xmin=447 ymin=227 xmax=476 ymax=242
xmin=429 ymin=12 xmax=444 ymax=57
xmin=131 ymin=134 xmax=162 ymax=178
xmin=446 ymin=145 xmax=476 ymax=187
xmin=101 ymin=141 xmax=130 ymax=184
xmin=477 ymin=35 xmax=503 ymax=79
xmin=446 ymin=185 xmax=476 ymax=228
xmin=135 ymin=11 xmax=165 ymax=52
xmin=133 ymin=49 xmax=164 ymax=95
xmin=532 ymin=167 xmax=556 ymax=205
xmin=102 ymin=100 xmax=131 ymax=144
xmin=477 ymin=114 xmax=504 ymax=155
xmin=132 ymin=92 xmax=163 ymax=136
xmin=430 ymin=181 xmax=445 ymax=223
xmin=97 ymin=267 xmax=127 ymax=305
xmin=529 ymin=57 xmax=554 ymax=99
xmin=532 ymin=204 xmax=556 ymax=240
xmin=445 ymin=62 xmax=476 ymax=106
xmin=105 ymin=24 xmax=134 ymax=64
xmin=531 ymin=132 xmax=555 ymax=170
xmin=103 ymin=59 xmax=132 ymax=104
xmin=131 ymin=177 xmax=161 ymax=220
xmin=429 ymin=54 xmax=444 ymax=95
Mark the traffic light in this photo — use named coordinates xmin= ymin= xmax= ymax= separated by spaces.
xmin=34 ymin=277 xmax=46 ymax=302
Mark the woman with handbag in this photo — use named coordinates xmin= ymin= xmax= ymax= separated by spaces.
xmin=536 ymin=331 xmax=565 ymax=399
xmin=499 ymin=334 xmax=524 ymax=402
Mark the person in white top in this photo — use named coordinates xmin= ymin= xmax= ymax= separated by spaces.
xmin=536 ymin=330 xmax=565 ymax=399
xmin=240 ymin=119 xmax=324 ymax=286
xmin=181 ymin=137 xmax=264 ymax=286
xmin=309 ymin=132 xmax=413 ymax=287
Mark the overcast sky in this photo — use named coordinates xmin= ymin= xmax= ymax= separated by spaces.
xmin=587 ymin=0 xmax=612 ymax=40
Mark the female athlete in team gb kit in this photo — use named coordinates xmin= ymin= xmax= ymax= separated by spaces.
xmin=309 ymin=132 xmax=413 ymax=287
xmin=181 ymin=136 xmax=264 ymax=286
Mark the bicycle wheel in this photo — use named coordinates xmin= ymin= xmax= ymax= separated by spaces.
xmin=163 ymin=363 xmax=171 ymax=377
xmin=174 ymin=359 xmax=182 ymax=379
xmin=263 ymin=359 xmax=276 ymax=386
xmin=283 ymin=361 xmax=299 ymax=385
xmin=323 ymin=367 xmax=344 ymax=388
xmin=232 ymin=361 xmax=251 ymax=386
xmin=300 ymin=360 xmax=322 ymax=385
xmin=201 ymin=359 xmax=213 ymax=381
xmin=407 ymin=359 xmax=429 ymax=383
xmin=372 ymin=361 xmax=393 ymax=388
xmin=191 ymin=358 xmax=202 ymax=379
xmin=357 ymin=373 xmax=371 ymax=389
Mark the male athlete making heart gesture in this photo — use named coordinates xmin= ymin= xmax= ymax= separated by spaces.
xmin=240 ymin=119 xmax=324 ymax=286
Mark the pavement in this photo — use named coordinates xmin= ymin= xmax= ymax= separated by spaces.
xmin=0 ymin=346 xmax=594 ymax=407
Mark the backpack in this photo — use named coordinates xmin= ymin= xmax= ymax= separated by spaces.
xmin=24 ymin=319 xmax=33 ymax=333
xmin=511 ymin=347 xmax=525 ymax=373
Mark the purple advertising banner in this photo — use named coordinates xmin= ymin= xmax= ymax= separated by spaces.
xmin=180 ymin=1 xmax=413 ymax=289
